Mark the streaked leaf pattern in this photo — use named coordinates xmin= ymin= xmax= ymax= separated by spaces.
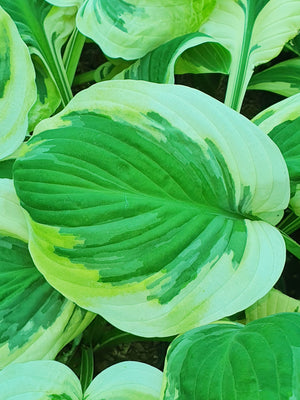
xmin=246 ymin=288 xmax=300 ymax=322
xmin=0 ymin=360 xmax=162 ymax=399
xmin=253 ymin=93 xmax=300 ymax=215
xmin=0 ymin=6 xmax=36 ymax=160
xmin=161 ymin=313 xmax=300 ymax=400
xmin=13 ymin=80 xmax=288 ymax=337
xmin=114 ymin=32 xmax=231 ymax=83
xmin=199 ymin=0 xmax=300 ymax=110
xmin=0 ymin=179 xmax=95 ymax=369
xmin=248 ymin=57 xmax=300 ymax=97
xmin=48 ymin=0 xmax=216 ymax=60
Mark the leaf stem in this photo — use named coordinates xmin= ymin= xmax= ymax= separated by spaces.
xmin=63 ymin=28 xmax=86 ymax=85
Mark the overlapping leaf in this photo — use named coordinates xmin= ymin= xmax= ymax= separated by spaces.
xmin=161 ymin=313 xmax=300 ymax=400
xmin=0 ymin=6 xmax=36 ymax=160
xmin=248 ymin=57 xmax=300 ymax=97
xmin=0 ymin=0 xmax=76 ymax=120
xmin=199 ymin=0 xmax=300 ymax=110
xmin=13 ymin=80 xmax=289 ymax=337
xmin=0 ymin=360 xmax=162 ymax=399
xmin=253 ymin=93 xmax=300 ymax=215
xmin=0 ymin=179 xmax=95 ymax=369
xmin=46 ymin=0 xmax=216 ymax=60
xmin=114 ymin=32 xmax=231 ymax=83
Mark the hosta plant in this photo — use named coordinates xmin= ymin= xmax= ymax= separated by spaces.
xmin=0 ymin=0 xmax=299 ymax=398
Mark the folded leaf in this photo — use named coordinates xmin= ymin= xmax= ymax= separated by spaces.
xmin=161 ymin=313 xmax=300 ymax=400
xmin=0 ymin=0 xmax=76 ymax=107
xmin=0 ymin=179 xmax=95 ymax=369
xmin=0 ymin=360 xmax=162 ymax=400
xmin=199 ymin=0 xmax=300 ymax=110
xmin=248 ymin=57 xmax=300 ymax=97
xmin=58 ymin=0 xmax=216 ymax=60
xmin=253 ymin=93 xmax=300 ymax=215
xmin=0 ymin=6 xmax=36 ymax=160
xmin=14 ymin=80 xmax=289 ymax=337
xmin=246 ymin=288 xmax=300 ymax=322
xmin=114 ymin=32 xmax=231 ymax=83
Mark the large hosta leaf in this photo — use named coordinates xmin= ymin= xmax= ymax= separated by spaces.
xmin=114 ymin=32 xmax=231 ymax=83
xmin=0 ymin=6 xmax=36 ymax=160
xmin=13 ymin=80 xmax=288 ymax=337
xmin=0 ymin=179 xmax=95 ymax=369
xmin=0 ymin=0 xmax=76 ymax=110
xmin=161 ymin=313 xmax=300 ymax=400
xmin=199 ymin=0 xmax=300 ymax=111
xmin=253 ymin=93 xmax=300 ymax=215
xmin=0 ymin=360 xmax=162 ymax=399
xmin=47 ymin=0 xmax=216 ymax=60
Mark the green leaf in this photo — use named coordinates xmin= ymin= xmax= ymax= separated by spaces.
xmin=0 ymin=5 xmax=36 ymax=160
xmin=84 ymin=361 xmax=162 ymax=400
xmin=281 ymin=231 xmax=300 ymax=259
xmin=246 ymin=288 xmax=300 ymax=322
xmin=0 ymin=360 xmax=162 ymax=399
xmin=161 ymin=313 xmax=300 ymax=400
xmin=0 ymin=179 xmax=95 ymax=369
xmin=0 ymin=0 xmax=76 ymax=107
xmin=253 ymin=93 xmax=300 ymax=216
xmin=0 ymin=360 xmax=82 ymax=399
xmin=13 ymin=80 xmax=289 ymax=337
xmin=114 ymin=32 xmax=231 ymax=83
xmin=199 ymin=0 xmax=300 ymax=111
xmin=57 ymin=0 xmax=216 ymax=60
xmin=248 ymin=57 xmax=300 ymax=97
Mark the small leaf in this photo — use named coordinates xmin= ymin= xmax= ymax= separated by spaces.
xmin=13 ymin=80 xmax=289 ymax=337
xmin=162 ymin=313 xmax=300 ymax=400
xmin=248 ymin=57 xmax=300 ymax=97
xmin=199 ymin=0 xmax=300 ymax=110
xmin=0 ymin=5 xmax=36 ymax=160
xmin=246 ymin=288 xmax=300 ymax=322
xmin=253 ymin=93 xmax=300 ymax=215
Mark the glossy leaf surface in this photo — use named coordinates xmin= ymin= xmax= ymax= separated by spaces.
xmin=14 ymin=80 xmax=288 ymax=337
xmin=0 ymin=6 xmax=36 ymax=159
xmin=162 ymin=313 xmax=300 ymax=400
xmin=199 ymin=0 xmax=300 ymax=110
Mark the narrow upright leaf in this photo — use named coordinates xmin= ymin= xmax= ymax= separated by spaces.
xmin=0 ymin=6 xmax=36 ymax=160
xmin=199 ymin=0 xmax=300 ymax=110
xmin=13 ymin=80 xmax=289 ymax=337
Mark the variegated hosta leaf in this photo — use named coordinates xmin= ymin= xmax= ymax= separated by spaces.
xmin=0 ymin=360 xmax=82 ymax=400
xmin=46 ymin=0 xmax=83 ymax=7
xmin=161 ymin=313 xmax=300 ymax=400
xmin=248 ymin=57 xmax=300 ymax=97
xmin=0 ymin=6 xmax=36 ymax=160
xmin=0 ymin=0 xmax=76 ymax=109
xmin=0 ymin=179 xmax=95 ymax=369
xmin=253 ymin=93 xmax=300 ymax=215
xmin=58 ymin=0 xmax=216 ymax=60
xmin=0 ymin=360 xmax=162 ymax=399
xmin=246 ymin=288 xmax=300 ymax=322
xmin=13 ymin=80 xmax=289 ymax=337
xmin=85 ymin=361 xmax=162 ymax=400
xmin=199 ymin=0 xmax=300 ymax=111
xmin=114 ymin=32 xmax=231 ymax=83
